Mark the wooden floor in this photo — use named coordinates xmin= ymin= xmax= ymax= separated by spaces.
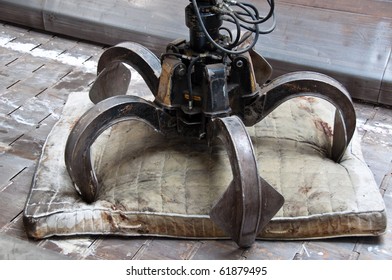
xmin=0 ymin=5 xmax=391 ymax=259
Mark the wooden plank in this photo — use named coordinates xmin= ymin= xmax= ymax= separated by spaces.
xmin=10 ymin=29 xmax=53 ymax=47
xmin=52 ymin=70 xmax=96 ymax=93
xmin=243 ymin=241 xmax=303 ymax=260
xmin=264 ymin=4 xmax=391 ymax=103
xmin=0 ymin=62 xmax=72 ymax=115
xmin=360 ymin=143 xmax=392 ymax=187
xmin=356 ymin=171 xmax=392 ymax=260
xmin=64 ymin=40 xmax=105 ymax=60
xmin=0 ymin=91 xmax=19 ymax=115
xmin=42 ymin=0 xmax=177 ymax=53
xmin=38 ymin=237 xmax=96 ymax=259
xmin=0 ymin=113 xmax=35 ymax=145
xmin=279 ymin=0 xmax=392 ymax=18
xmin=356 ymin=106 xmax=392 ymax=185
xmin=0 ymin=93 xmax=62 ymax=153
xmin=0 ymin=233 xmax=68 ymax=260
xmin=0 ymin=70 xmax=22 ymax=91
xmin=1 ymin=86 xmax=35 ymax=114
xmin=354 ymin=107 xmax=392 ymax=260
xmin=353 ymin=102 xmax=377 ymax=139
xmin=34 ymin=35 xmax=79 ymax=56
xmin=135 ymin=239 xmax=202 ymax=260
xmin=0 ymin=84 xmax=59 ymax=145
xmin=1 ymin=56 xmax=50 ymax=87
xmin=357 ymin=175 xmax=391 ymax=260
xmin=0 ymin=165 xmax=34 ymax=227
xmin=0 ymin=50 xmax=20 ymax=70
xmin=0 ymin=22 xmax=28 ymax=38
xmin=0 ymin=153 xmax=33 ymax=189
xmin=85 ymin=238 xmax=149 ymax=260
xmin=17 ymin=70 xmax=68 ymax=94
xmin=1 ymin=214 xmax=30 ymax=240
xmin=190 ymin=240 xmax=246 ymax=260
xmin=379 ymin=51 xmax=392 ymax=105
xmin=9 ymin=96 xmax=60 ymax=129
xmin=36 ymin=87 xmax=70 ymax=107
xmin=24 ymin=112 xmax=61 ymax=145
xmin=6 ymin=134 xmax=43 ymax=162
xmin=293 ymin=239 xmax=358 ymax=260
xmin=0 ymin=0 xmax=45 ymax=30
xmin=363 ymin=107 xmax=392 ymax=148
xmin=357 ymin=236 xmax=392 ymax=260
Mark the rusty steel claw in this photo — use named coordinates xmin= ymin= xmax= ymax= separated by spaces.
xmin=208 ymin=116 xmax=284 ymax=247
xmin=244 ymin=71 xmax=356 ymax=162
xmin=64 ymin=95 xmax=166 ymax=203
xmin=63 ymin=1 xmax=359 ymax=248
xmin=89 ymin=42 xmax=162 ymax=104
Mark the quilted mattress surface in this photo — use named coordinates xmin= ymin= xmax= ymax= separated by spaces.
xmin=23 ymin=91 xmax=387 ymax=240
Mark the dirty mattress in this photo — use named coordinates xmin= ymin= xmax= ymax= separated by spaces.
xmin=23 ymin=91 xmax=387 ymax=240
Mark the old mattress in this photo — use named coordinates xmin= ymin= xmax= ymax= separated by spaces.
xmin=23 ymin=90 xmax=387 ymax=240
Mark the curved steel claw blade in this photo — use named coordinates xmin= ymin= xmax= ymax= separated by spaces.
xmin=208 ymin=116 xmax=284 ymax=248
xmin=89 ymin=62 xmax=131 ymax=104
xmin=89 ymin=42 xmax=162 ymax=104
xmin=64 ymin=95 xmax=163 ymax=203
xmin=244 ymin=71 xmax=356 ymax=162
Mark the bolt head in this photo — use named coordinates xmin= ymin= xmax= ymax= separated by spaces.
xmin=176 ymin=65 xmax=187 ymax=76
xmin=236 ymin=60 xmax=244 ymax=68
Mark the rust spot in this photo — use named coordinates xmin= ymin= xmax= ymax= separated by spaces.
xmin=137 ymin=228 xmax=150 ymax=234
xmin=24 ymin=216 xmax=46 ymax=239
xmin=314 ymin=119 xmax=333 ymax=137
xmin=298 ymin=102 xmax=313 ymax=113
xmin=284 ymin=83 xmax=306 ymax=93
xmin=308 ymin=191 xmax=324 ymax=201
xmin=111 ymin=202 xmax=127 ymax=212
xmin=299 ymin=185 xmax=312 ymax=195
xmin=120 ymin=104 xmax=134 ymax=115
xmin=299 ymin=96 xmax=317 ymax=103
xmin=119 ymin=212 xmax=129 ymax=221
xmin=101 ymin=212 xmax=116 ymax=229
xmin=102 ymin=211 xmax=145 ymax=231
xmin=69 ymin=118 xmax=81 ymax=130
xmin=297 ymin=96 xmax=318 ymax=113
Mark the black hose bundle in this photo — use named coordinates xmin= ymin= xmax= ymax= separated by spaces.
xmin=191 ymin=0 xmax=276 ymax=55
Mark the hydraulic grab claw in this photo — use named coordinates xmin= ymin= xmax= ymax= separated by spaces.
xmin=207 ymin=116 xmax=284 ymax=247
xmin=64 ymin=0 xmax=356 ymax=247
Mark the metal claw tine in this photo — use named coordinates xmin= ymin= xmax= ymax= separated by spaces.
xmin=208 ymin=116 xmax=284 ymax=247
xmin=244 ymin=71 xmax=356 ymax=162
xmin=89 ymin=62 xmax=131 ymax=104
xmin=90 ymin=42 xmax=162 ymax=103
xmin=64 ymin=95 xmax=162 ymax=203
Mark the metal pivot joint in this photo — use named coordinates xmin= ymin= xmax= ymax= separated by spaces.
xmin=64 ymin=0 xmax=356 ymax=248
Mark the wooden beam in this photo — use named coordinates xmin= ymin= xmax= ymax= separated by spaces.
xmin=0 ymin=0 xmax=391 ymax=104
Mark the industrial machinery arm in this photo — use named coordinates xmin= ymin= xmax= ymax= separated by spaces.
xmin=65 ymin=0 xmax=356 ymax=247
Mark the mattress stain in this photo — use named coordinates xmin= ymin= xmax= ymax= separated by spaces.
xmin=314 ymin=118 xmax=333 ymax=137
